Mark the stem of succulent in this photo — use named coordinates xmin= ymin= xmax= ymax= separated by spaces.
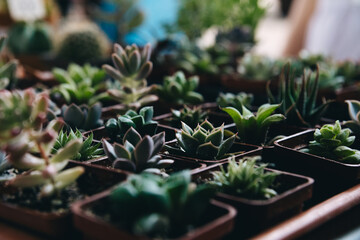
xmin=36 ymin=141 xmax=57 ymax=193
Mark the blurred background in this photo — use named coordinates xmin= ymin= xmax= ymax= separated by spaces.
xmin=0 ymin=0 xmax=359 ymax=101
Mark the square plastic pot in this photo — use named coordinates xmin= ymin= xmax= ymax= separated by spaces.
xmin=0 ymin=161 xmax=128 ymax=239
xmin=191 ymin=161 xmax=314 ymax=238
xmin=71 ymin=189 xmax=237 ymax=240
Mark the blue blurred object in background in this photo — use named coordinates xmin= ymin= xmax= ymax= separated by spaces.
xmin=97 ymin=0 xmax=179 ymax=45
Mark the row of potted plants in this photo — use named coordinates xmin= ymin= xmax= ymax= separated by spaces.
xmin=1 ymin=33 xmax=360 ymax=239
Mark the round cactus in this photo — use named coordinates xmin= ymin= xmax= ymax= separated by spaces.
xmin=55 ymin=21 xmax=110 ymax=63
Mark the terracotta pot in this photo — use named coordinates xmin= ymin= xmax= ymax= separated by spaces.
xmin=83 ymin=124 xmax=178 ymax=143
xmin=72 ymin=190 xmax=236 ymax=240
xmin=192 ymin=162 xmax=314 ymax=238
xmin=0 ymin=161 xmax=128 ymax=239
xmin=164 ymin=141 xmax=262 ymax=165
xmin=274 ymin=129 xmax=360 ymax=181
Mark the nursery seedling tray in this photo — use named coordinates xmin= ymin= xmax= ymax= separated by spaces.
xmin=164 ymin=141 xmax=262 ymax=165
xmin=87 ymin=155 xmax=206 ymax=174
xmin=274 ymin=129 xmax=360 ymax=181
xmin=72 ymin=190 xmax=236 ymax=240
xmin=0 ymin=161 xmax=128 ymax=239
xmin=192 ymin=162 xmax=314 ymax=238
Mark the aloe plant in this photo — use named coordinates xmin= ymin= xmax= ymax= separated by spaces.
xmin=107 ymin=170 xmax=215 ymax=238
xmin=0 ymin=36 xmax=17 ymax=90
xmin=103 ymin=43 xmax=158 ymax=110
xmin=102 ymin=128 xmax=173 ymax=175
xmin=52 ymin=129 xmax=103 ymax=161
xmin=302 ymin=121 xmax=360 ymax=164
xmin=216 ymin=92 xmax=253 ymax=111
xmin=60 ymin=103 xmax=103 ymax=132
xmin=51 ymin=63 xmax=109 ymax=105
xmin=267 ymin=63 xmax=331 ymax=127
xmin=211 ymin=156 xmax=279 ymax=199
xmin=344 ymin=100 xmax=360 ymax=134
xmin=0 ymin=89 xmax=84 ymax=198
xmin=223 ymin=103 xmax=285 ymax=145
xmin=169 ymin=105 xmax=208 ymax=129
xmin=156 ymin=71 xmax=204 ymax=105
xmin=166 ymin=120 xmax=236 ymax=160
xmin=105 ymin=106 xmax=158 ymax=143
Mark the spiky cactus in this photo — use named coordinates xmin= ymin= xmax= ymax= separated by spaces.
xmin=103 ymin=43 xmax=158 ymax=109
xmin=166 ymin=120 xmax=236 ymax=160
xmin=56 ymin=21 xmax=110 ymax=63
xmin=102 ymin=128 xmax=173 ymax=175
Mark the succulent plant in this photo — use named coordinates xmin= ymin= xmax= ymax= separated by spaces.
xmin=302 ymin=121 xmax=360 ymax=164
xmin=108 ymin=170 xmax=215 ymax=238
xmin=0 ymin=89 xmax=84 ymax=198
xmin=175 ymin=47 xmax=222 ymax=75
xmin=56 ymin=20 xmax=110 ymax=63
xmin=223 ymin=103 xmax=285 ymax=145
xmin=216 ymin=92 xmax=253 ymax=111
xmin=102 ymin=127 xmax=173 ymax=175
xmin=8 ymin=21 xmax=52 ymax=55
xmin=344 ymin=100 xmax=360 ymax=134
xmin=314 ymin=65 xmax=344 ymax=90
xmin=0 ymin=36 xmax=17 ymax=90
xmin=169 ymin=105 xmax=208 ymax=129
xmin=103 ymin=43 xmax=158 ymax=109
xmin=52 ymin=129 xmax=103 ymax=161
xmin=267 ymin=63 xmax=331 ymax=127
xmin=60 ymin=103 xmax=103 ymax=132
xmin=156 ymin=71 xmax=204 ymax=105
xmin=211 ymin=156 xmax=279 ymax=199
xmin=105 ymin=106 xmax=158 ymax=143
xmin=51 ymin=63 xmax=109 ymax=105
xmin=166 ymin=120 xmax=236 ymax=160
xmin=337 ymin=61 xmax=360 ymax=84
xmin=237 ymin=54 xmax=279 ymax=81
